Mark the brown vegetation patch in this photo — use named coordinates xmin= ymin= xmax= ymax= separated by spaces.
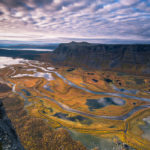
xmin=2 ymin=96 xmax=87 ymax=150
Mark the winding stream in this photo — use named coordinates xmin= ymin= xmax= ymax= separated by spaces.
xmin=54 ymin=72 xmax=150 ymax=102
xmin=9 ymin=81 xmax=150 ymax=121
xmin=41 ymin=96 xmax=150 ymax=120
xmin=9 ymin=63 xmax=150 ymax=121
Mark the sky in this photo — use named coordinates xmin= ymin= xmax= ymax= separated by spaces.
xmin=0 ymin=0 xmax=150 ymax=44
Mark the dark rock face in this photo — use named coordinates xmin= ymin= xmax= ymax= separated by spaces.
xmin=0 ymin=83 xmax=11 ymax=93
xmin=0 ymin=101 xmax=25 ymax=150
xmin=52 ymin=42 xmax=150 ymax=75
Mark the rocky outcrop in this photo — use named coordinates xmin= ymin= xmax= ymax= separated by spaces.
xmin=0 ymin=83 xmax=11 ymax=93
xmin=0 ymin=101 xmax=25 ymax=150
xmin=52 ymin=42 xmax=150 ymax=75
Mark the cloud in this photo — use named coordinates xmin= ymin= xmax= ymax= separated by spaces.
xmin=0 ymin=0 xmax=150 ymax=43
xmin=120 ymin=0 xmax=139 ymax=6
xmin=0 ymin=0 xmax=28 ymax=9
xmin=0 ymin=11 xmax=3 ymax=15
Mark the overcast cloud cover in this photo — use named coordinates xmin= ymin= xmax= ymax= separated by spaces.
xmin=0 ymin=0 xmax=150 ymax=44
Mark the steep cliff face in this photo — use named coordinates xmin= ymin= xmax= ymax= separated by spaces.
xmin=52 ymin=42 xmax=150 ymax=75
xmin=0 ymin=100 xmax=25 ymax=150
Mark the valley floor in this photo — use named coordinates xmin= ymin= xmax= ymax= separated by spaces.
xmin=0 ymin=57 xmax=150 ymax=150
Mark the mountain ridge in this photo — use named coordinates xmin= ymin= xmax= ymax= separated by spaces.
xmin=51 ymin=42 xmax=150 ymax=75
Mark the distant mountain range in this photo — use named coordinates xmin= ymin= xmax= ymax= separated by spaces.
xmin=0 ymin=41 xmax=150 ymax=75
xmin=0 ymin=43 xmax=59 ymax=49
xmin=0 ymin=49 xmax=51 ymax=60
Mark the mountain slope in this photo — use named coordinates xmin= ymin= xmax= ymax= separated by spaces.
xmin=0 ymin=101 xmax=25 ymax=150
xmin=52 ymin=42 xmax=150 ymax=75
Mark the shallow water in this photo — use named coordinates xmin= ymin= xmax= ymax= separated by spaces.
xmin=112 ymin=85 xmax=138 ymax=95
xmin=26 ymin=68 xmax=37 ymax=72
xmin=69 ymin=130 xmax=116 ymax=150
xmin=69 ymin=130 xmax=135 ymax=150
xmin=8 ymin=63 xmax=150 ymax=120
xmin=53 ymin=112 xmax=92 ymax=125
xmin=43 ymin=84 xmax=54 ymax=92
xmin=54 ymin=72 xmax=150 ymax=102
xmin=86 ymin=97 xmax=125 ymax=111
xmin=0 ymin=56 xmax=28 ymax=69
xmin=12 ymin=72 xmax=54 ymax=81
xmin=11 ymin=63 xmax=150 ymax=102
xmin=140 ymin=116 xmax=150 ymax=141
xmin=8 ymin=82 xmax=31 ymax=106
xmin=42 ymin=96 xmax=150 ymax=120
xmin=22 ymin=89 xmax=31 ymax=96
xmin=17 ymin=91 xmax=31 ymax=106
xmin=2 ymin=48 xmax=54 ymax=51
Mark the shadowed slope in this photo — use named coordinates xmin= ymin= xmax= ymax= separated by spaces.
xmin=52 ymin=42 xmax=150 ymax=75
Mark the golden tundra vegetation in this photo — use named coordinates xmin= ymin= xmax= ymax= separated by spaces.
xmin=0 ymin=63 xmax=150 ymax=150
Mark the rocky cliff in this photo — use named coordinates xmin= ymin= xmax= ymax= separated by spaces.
xmin=52 ymin=42 xmax=150 ymax=75
xmin=0 ymin=100 xmax=25 ymax=150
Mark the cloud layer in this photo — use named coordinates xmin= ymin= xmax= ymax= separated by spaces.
xmin=0 ymin=0 xmax=150 ymax=43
